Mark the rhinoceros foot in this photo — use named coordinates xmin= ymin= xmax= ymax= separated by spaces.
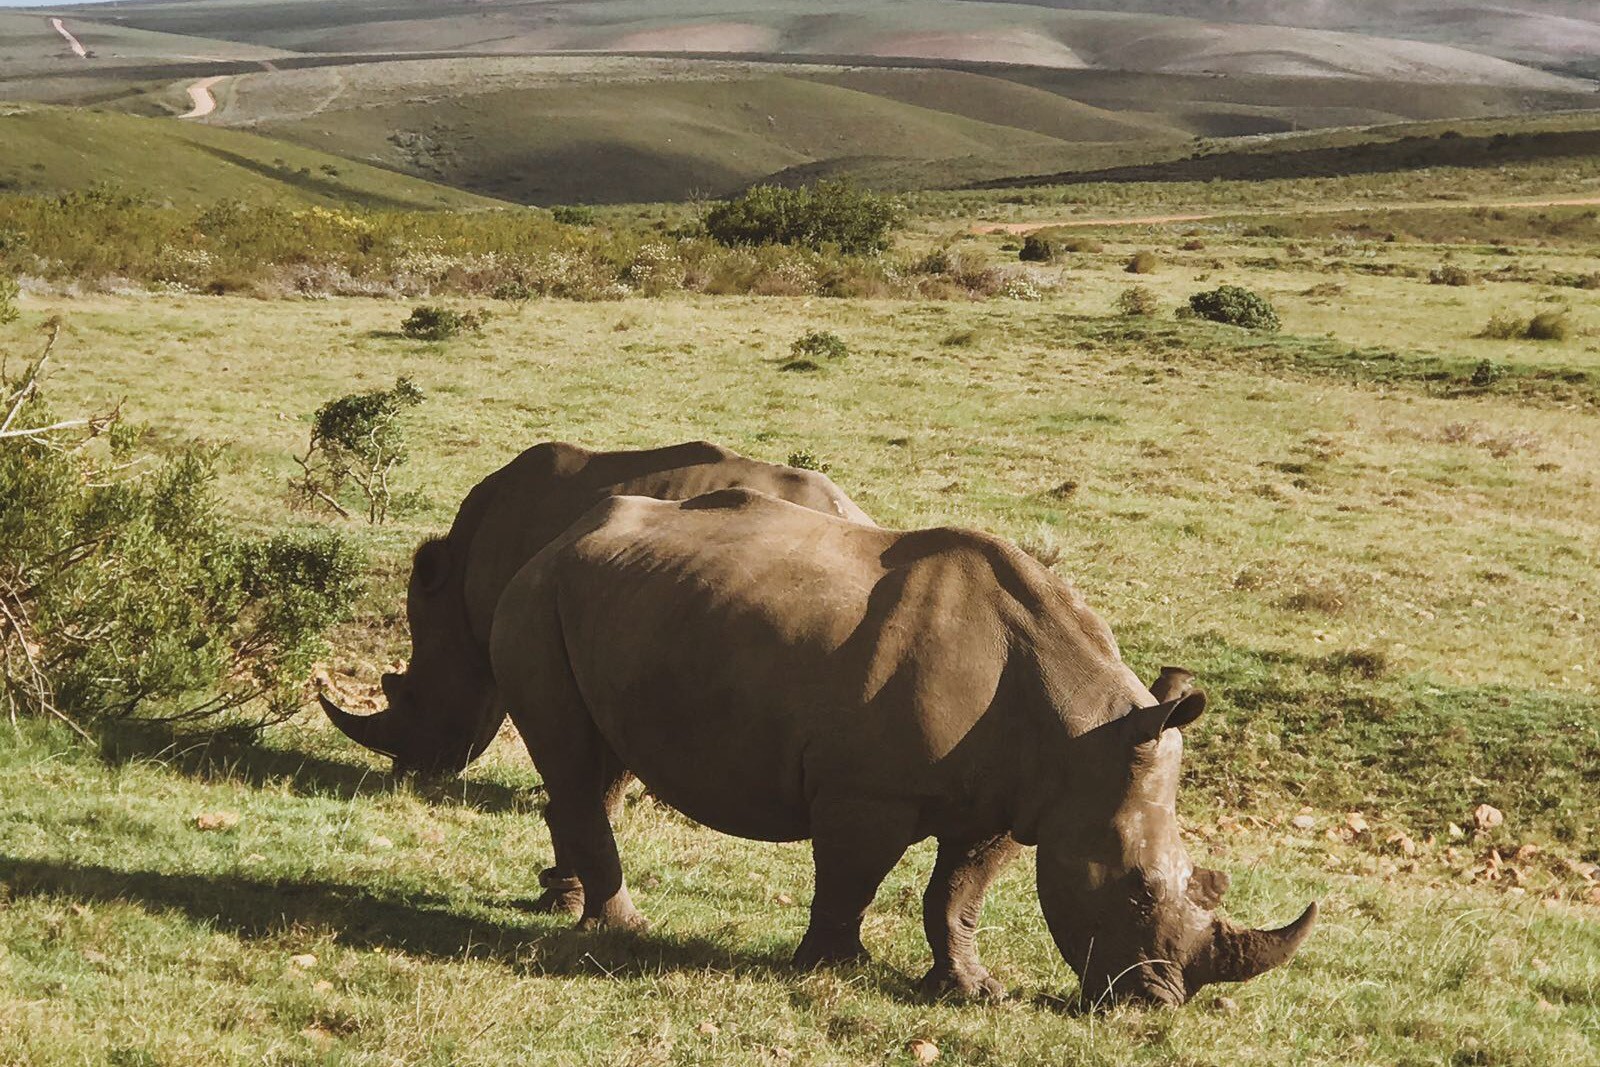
xmin=522 ymin=868 xmax=584 ymax=917
xmin=792 ymin=930 xmax=870 ymax=970
xmin=920 ymin=962 xmax=1007 ymax=1001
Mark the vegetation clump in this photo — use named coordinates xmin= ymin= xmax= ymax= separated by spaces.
xmin=703 ymin=181 xmax=899 ymax=255
xmin=785 ymin=448 xmax=831 ymax=473
xmin=1125 ymin=251 xmax=1161 ymax=274
xmin=1429 ymin=263 xmax=1477 ymax=286
xmin=1018 ymin=235 xmax=1057 ymax=262
xmin=290 ymin=377 xmax=426 ymax=524
xmin=789 ymin=330 xmax=850 ymax=363
xmin=1 ymin=293 xmax=360 ymax=729
xmin=400 ymin=305 xmax=489 ymax=341
xmin=550 ymin=205 xmax=597 ymax=226
xmin=1116 ymin=285 xmax=1161 ymax=317
xmin=1479 ymin=310 xmax=1571 ymax=342
xmin=1188 ymin=285 xmax=1281 ymax=331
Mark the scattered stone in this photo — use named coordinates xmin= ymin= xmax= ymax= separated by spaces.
xmin=1344 ymin=812 xmax=1369 ymax=835
xmin=775 ymin=893 xmax=794 ymax=906
xmin=696 ymin=1021 xmax=720 ymax=1036
xmin=1386 ymin=832 xmax=1417 ymax=857
xmin=908 ymin=1038 xmax=941 ymax=1063
xmin=1447 ymin=823 xmax=1466 ymax=841
xmin=193 ymin=812 xmax=239 ymax=832
xmin=368 ymin=835 xmax=394 ymax=850
xmin=1473 ymin=804 xmax=1504 ymax=832
xmin=1291 ymin=814 xmax=1316 ymax=831
xmin=81 ymin=949 xmax=109 ymax=965
xmin=1212 ymin=995 xmax=1240 ymax=1015
xmin=290 ymin=953 xmax=318 ymax=970
xmin=313 ymin=980 xmax=334 ymax=995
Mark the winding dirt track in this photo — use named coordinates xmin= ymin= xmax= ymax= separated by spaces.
xmin=974 ymin=196 xmax=1600 ymax=234
xmin=50 ymin=18 xmax=88 ymax=59
xmin=180 ymin=76 xmax=227 ymax=120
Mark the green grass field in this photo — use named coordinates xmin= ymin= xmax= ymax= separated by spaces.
xmin=3 ymin=191 xmax=1597 ymax=1061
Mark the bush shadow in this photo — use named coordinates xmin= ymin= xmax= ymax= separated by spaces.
xmin=0 ymin=855 xmax=796 ymax=980
xmin=96 ymin=719 xmax=536 ymax=815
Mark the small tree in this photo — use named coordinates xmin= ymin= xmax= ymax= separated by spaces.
xmin=291 ymin=377 xmax=425 ymax=524
xmin=401 ymin=305 xmax=488 ymax=342
xmin=2 ymin=292 xmax=360 ymax=730
xmin=1116 ymin=285 xmax=1161 ymax=317
xmin=1019 ymin=235 xmax=1056 ymax=262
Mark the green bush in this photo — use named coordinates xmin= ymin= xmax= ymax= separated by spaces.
xmin=1116 ymin=285 xmax=1161 ymax=317
xmin=1018 ymin=235 xmax=1056 ymax=262
xmin=790 ymin=330 xmax=849 ymax=362
xmin=786 ymin=449 xmax=831 ymax=473
xmin=1524 ymin=310 xmax=1571 ymax=341
xmin=1428 ymin=263 xmax=1477 ymax=286
xmin=1479 ymin=312 xmax=1524 ymax=340
xmin=550 ymin=205 xmax=597 ymax=226
xmin=1125 ymin=251 xmax=1161 ymax=274
xmin=400 ymin=305 xmax=489 ymax=341
xmin=1188 ymin=285 xmax=1281 ymax=331
xmin=704 ymin=181 xmax=899 ymax=255
xmin=0 ymin=312 xmax=361 ymax=728
xmin=290 ymin=377 xmax=425 ymax=524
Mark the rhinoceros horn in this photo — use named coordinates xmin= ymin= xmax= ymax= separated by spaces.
xmin=1188 ymin=902 xmax=1318 ymax=988
xmin=318 ymin=693 xmax=408 ymax=760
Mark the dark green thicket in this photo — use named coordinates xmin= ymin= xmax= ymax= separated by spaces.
xmin=703 ymin=181 xmax=900 ymax=254
xmin=1188 ymin=285 xmax=1281 ymax=331
xmin=0 ymin=291 xmax=361 ymax=729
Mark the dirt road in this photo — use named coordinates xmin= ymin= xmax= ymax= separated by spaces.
xmin=50 ymin=18 xmax=88 ymax=59
xmin=180 ymin=76 xmax=227 ymax=120
xmin=972 ymin=196 xmax=1600 ymax=234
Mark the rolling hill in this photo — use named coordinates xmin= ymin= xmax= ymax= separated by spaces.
xmin=0 ymin=104 xmax=502 ymax=209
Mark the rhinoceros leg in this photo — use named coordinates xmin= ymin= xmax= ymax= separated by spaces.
xmin=919 ymin=832 xmax=1022 ymax=999
xmin=541 ymin=748 xmax=648 ymax=932
xmin=793 ymin=799 xmax=917 ymax=969
xmin=530 ymin=766 xmax=633 ymax=917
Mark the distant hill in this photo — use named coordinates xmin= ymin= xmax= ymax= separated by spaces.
xmin=48 ymin=0 xmax=1600 ymax=88
xmin=0 ymin=105 xmax=502 ymax=209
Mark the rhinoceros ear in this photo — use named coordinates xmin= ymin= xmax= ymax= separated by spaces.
xmin=411 ymin=538 xmax=450 ymax=595
xmin=1126 ymin=690 xmax=1208 ymax=745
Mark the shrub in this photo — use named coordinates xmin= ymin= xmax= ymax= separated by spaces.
xmin=1116 ymin=285 xmax=1161 ymax=317
xmin=790 ymin=330 xmax=849 ymax=362
xmin=1125 ymin=251 xmax=1161 ymax=274
xmin=1180 ymin=238 xmax=1206 ymax=252
xmin=1524 ymin=310 xmax=1571 ymax=341
xmin=786 ymin=448 xmax=831 ymax=473
xmin=1470 ymin=360 xmax=1502 ymax=388
xmin=400 ymin=305 xmax=489 ymax=341
xmin=550 ymin=205 xmax=597 ymax=226
xmin=1428 ymin=263 xmax=1477 ymax=286
xmin=290 ymin=377 xmax=426 ymax=524
xmin=1187 ymin=285 xmax=1280 ymax=331
xmin=704 ymin=180 xmax=899 ymax=255
xmin=1479 ymin=312 xmax=1524 ymax=340
xmin=1019 ymin=235 xmax=1056 ymax=262
xmin=0 ymin=314 xmax=360 ymax=729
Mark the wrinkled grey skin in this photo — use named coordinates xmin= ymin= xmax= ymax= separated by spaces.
xmin=321 ymin=440 xmax=874 ymax=776
xmin=489 ymin=489 xmax=1316 ymax=1005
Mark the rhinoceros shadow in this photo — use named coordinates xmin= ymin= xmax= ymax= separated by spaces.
xmin=95 ymin=720 xmax=535 ymax=815
xmin=0 ymin=855 xmax=833 ymax=986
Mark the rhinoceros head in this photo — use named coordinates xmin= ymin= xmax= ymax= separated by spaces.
xmin=1036 ymin=668 xmax=1316 ymax=1007
xmin=320 ymin=538 xmax=502 ymax=775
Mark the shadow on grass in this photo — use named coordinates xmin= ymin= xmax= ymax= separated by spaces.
xmin=0 ymin=856 xmax=913 ymax=991
xmin=96 ymin=720 xmax=536 ymax=815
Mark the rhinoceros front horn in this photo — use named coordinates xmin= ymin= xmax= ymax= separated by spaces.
xmin=1189 ymin=902 xmax=1318 ymax=988
xmin=318 ymin=693 xmax=407 ymax=760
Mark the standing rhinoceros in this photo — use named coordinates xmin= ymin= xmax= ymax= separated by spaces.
xmin=489 ymin=488 xmax=1316 ymax=1004
xmin=318 ymin=440 xmax=873 ymax=778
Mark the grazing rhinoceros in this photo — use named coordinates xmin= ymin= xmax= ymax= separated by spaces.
xmin=318 ymin=440 xmax=873 ymax=779
xmin=488 ymin=489 xmax=1316 ymax=1005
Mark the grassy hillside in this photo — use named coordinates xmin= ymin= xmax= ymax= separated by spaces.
xmin=0 ymin=105 xmax=502 ymax=209
xmin=221 ymin=65 xmax=1096 ymax=203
